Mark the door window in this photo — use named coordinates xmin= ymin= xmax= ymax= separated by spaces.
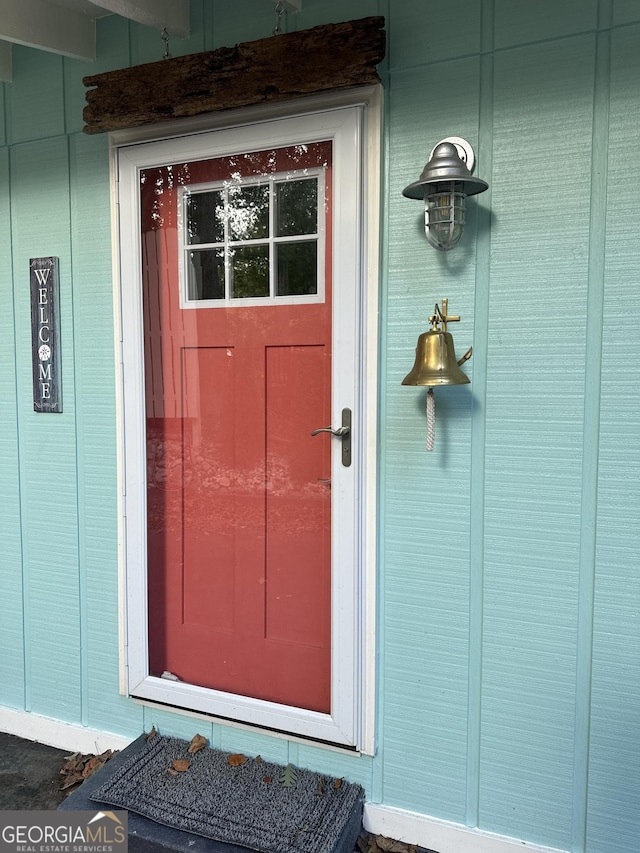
xmin=180 ymin=168 xmax=325 ymax=305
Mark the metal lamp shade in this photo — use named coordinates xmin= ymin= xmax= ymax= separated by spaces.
xmin=402 ymin=142 xmax=489 ymax=200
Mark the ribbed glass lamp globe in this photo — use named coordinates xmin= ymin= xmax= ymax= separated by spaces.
xmin=424 ymin=184 xmax=466 ymax=250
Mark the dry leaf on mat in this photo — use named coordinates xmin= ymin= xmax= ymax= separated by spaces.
xmin=171 ymin=759 xmax=192 ymax=772
xmin=227 ymin=753 xmax=248 ymax=767
xmin=188 ymin=734 xmax=207 ymax=754
xmin=334 ymin=777 xmax=343 ymax=790
xmin=279 ymin=764 xmax=298 ymax=787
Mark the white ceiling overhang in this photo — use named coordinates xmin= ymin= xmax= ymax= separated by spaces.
xmin=0 ymin=0 xmax=190 ymax=81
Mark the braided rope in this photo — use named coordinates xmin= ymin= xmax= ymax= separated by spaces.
xmin=426 ymin=387 xmax=435 ymax=451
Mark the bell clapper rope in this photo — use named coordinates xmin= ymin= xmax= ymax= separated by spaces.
xmin=426 ymin=388 xmax=435 ymax=451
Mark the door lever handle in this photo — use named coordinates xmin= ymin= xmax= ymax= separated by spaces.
xmin=310 ymin=408 xmax=352 ymax=467
xmin=311 ymin=425 xmax=349 ymax=437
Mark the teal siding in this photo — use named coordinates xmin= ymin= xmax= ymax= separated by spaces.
xmin=384 ymin=53 xmax=481 ymax=822
xmin=493 ymin=0 xmax=598 ymax=47
xmin=0 ymin=2 xmax=639 ymax=852
xmin=68 ymin=130 xmax=142 ymax=736
xmin=0 ymin=146 xmax=25 ymax=710
xmin=8 ymin=50 xmax=65 ymax=144
xmin=587 ymin=23 xmax=640 ymax=853
xmin=10 ymin=137 xmax=81 ymax=720
xmin=479 ymin=34 xmax=595 ymax=849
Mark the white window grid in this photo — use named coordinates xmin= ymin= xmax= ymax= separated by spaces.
xmin=178 ymin=166 xmax=326 ymax=308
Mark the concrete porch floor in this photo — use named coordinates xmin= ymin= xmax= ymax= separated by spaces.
xmin=0 ymin=731 xmax=69 ymax=810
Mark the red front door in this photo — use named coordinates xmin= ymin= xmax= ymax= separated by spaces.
xmin=141 ymin=142 xmax=333 ymax=713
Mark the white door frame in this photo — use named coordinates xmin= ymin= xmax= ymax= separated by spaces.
xmin=112 ymin=88 xmax=380 ymax=752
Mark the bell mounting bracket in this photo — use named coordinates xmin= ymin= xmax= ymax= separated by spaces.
xmin=430 ymin=298 xmax=461 ymax=333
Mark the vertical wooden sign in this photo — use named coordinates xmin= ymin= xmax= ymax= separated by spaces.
xmin=30 ymin=257 xmax=62 ymax=413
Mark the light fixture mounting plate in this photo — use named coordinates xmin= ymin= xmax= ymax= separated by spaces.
xmin=429 ymin=136 xmax=476 ymax=175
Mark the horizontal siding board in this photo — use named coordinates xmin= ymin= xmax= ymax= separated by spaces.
xmin=219 ymin=727 xmax=290 ymax=765
xmin=142 ymin=708 xmax=214 ymax=744
xmin=296 ymin=745 xmax=374 ymax=792
xmin=587 ymin=24 xmax=640 ymax=853
xmin=479 ymin=35 xmax=596 ymax=849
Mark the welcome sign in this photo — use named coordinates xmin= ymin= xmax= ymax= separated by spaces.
xmin=30 ymin=257 xmax=62 ymax=413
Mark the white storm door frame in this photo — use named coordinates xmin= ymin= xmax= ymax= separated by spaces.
xmin=115 ymin=99 xmax=379 ymax=751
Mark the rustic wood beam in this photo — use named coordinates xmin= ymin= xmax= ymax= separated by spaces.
xmin=83 ymin=16 xmax=385 ymax=135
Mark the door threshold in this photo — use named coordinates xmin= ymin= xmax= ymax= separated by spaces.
xmin=131 ymin=696 xmax=361 ymax=756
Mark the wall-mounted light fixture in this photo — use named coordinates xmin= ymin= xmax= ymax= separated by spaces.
xmin=402 ymin=137 xmax=488 ymax=250
xmin=402 ymin=299 xmax=472 ymax=450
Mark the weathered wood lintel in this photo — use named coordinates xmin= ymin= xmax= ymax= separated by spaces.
xmin=83 ymin=17 xmax=386 ymax=135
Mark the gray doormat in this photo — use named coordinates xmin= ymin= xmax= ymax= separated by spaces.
xmin=89 ymin=735 xmax=363 ymax=853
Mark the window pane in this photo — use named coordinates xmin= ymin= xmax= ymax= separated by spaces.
xmin=276 ymin=179 xmax=318 ymax=237
xmin=187 ymin=249 xmax=225 ymax=300
xmin=276 ymin=242 xmax=317 ymax=296
xmin=228 ymin=184 xmax=269 ymax=241
xmin=186 ymin=191 xmax=224 ymax=245
xmin=231 ymin=245 xmax=269 ymax=298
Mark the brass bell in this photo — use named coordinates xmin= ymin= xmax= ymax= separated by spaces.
xmin=402 ymin=299 xmax=472 ymax=386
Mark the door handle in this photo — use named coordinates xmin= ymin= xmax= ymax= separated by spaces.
xmin=311 ymin=407 xmax=352 ymax=467
xmin=311 ymin=426 xmax=349 ymax=437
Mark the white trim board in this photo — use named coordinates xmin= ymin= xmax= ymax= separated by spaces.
xmin=364 ymin=804 xmax=569 ymax=853
xmin=0 ymin=707 xmax=132 ymax=754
